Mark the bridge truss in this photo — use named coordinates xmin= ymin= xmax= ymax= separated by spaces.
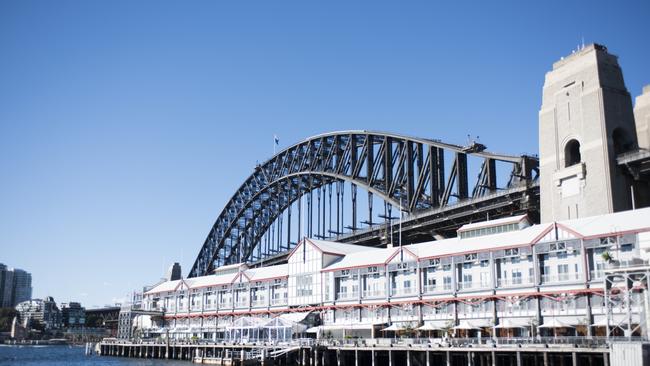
xmin=189 ymin=131 xmax=539 ymax=278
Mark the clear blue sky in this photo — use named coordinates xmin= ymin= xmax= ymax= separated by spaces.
xmin=1 ymin=1 xmax=648 ymax=307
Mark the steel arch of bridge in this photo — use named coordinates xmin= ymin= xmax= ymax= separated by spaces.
xmin=188 ymin=131 xmax=538 ymax=278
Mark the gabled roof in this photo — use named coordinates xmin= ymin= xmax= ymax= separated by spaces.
xmin=145 ymin=279 xmax=183 ymax=295
xmin=287 ymin=237 xmax=379 ymax=261
xmin=306 ymin=238 xmax=377 ymax=256
xmin=556 ymin=207 xmax=650 ymax=238
xmin=323 ymin=246 xmax=396 ymax=271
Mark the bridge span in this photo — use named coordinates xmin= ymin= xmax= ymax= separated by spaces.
xmin=189 ymin=131 xmax=539 ymax=277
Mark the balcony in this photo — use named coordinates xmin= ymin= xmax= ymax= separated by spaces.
xmin=422 ymin=284 xmax=439 ymax=293
xmin=234 ymin=300 xmax=249 ymax=308
xmin=251 ymin=299 xmax=267 ymax=307
xmin=390 ymin=287 xmax=416 ymax=297
xmin=590 ymin=270 xmax=605 ymax=280
xmin=541 ymin=273 xmax=582 ymax=284
xmin=203 ymin=303 xmax=216 ymax=311
xmin=270 ymin=298 xmax=288 ymax=306
xmin=458 ymin=281 xmax=490 ymax=291
xmin=218 ymin=301 xmax=232 ymax=309
xmin=337 ymin=292 xmax=359 ymax=301
xmin=497 ymin=277 xmax=534 ymax=288
xmin=362 ymin=289 xmax=386 ymax=299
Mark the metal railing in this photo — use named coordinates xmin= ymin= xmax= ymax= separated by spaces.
xmin=234 ymin=301 xmax=249 ymax=308
xmin=362 ymin=289 xmax=385 ymax=298
xmin=497 ymin=277 xmax=534 ymax=287
xmin=250 ymin=300 xmax=267 ymax=307
xmin=336 ymin=292 xmax=359 ymax=300
xmin=270 ymin=298 xmax=288 ymax=306
xmin=391 ymin=287 xmax=416 ymax=296
xmin=541 ymin=273 xmax=582 ymax=283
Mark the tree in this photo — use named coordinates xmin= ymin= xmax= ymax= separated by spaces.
xmin=0 ymin=308 xmax=18 ymax=332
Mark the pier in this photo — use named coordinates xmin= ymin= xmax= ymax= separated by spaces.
xmin=98 ymin=338 xmax=614 ymax=366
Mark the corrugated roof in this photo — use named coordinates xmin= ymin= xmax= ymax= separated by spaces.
xmin=188 ymin=272 xmax=240 ymax=289
xmin=246 ymin=264 xmax=288 ymax=281
xmin=306 ymin=238 xmax=379 ymax=256
xmin=412 ymin=223 xmax=551 ymax=259
xmin=557 ymin=207 xmax=650 ymax=237
xmin=323 ymin=247 xmax=398 ymax=271
xmin=458 ymin=214 xmax=528 ymax=232
xmin=145 ymin=279 xmax=183 ymax=294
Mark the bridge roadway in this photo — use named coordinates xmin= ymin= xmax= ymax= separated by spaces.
xmin=253 ymin=181 xmax=539 ymax=267
xmin=99 ymin=336 xmax=608 ymax=366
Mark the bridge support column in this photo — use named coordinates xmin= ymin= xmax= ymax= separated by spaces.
xmin=371 ymin=349 xmax=375 ymax=366
xmin=468 ymin=351 xmax=474 ymax=366
xmin=572 ymin=352 xmax=577 ymax=366
xmin=389 ymin=350 xmax=393 ymax=366
xmin=356 ymin=349 xmax=359 ymax=366
xmin=516 ymin=351 xmax=521 ymax=366
xmin=446 ymin=351 xmax=451 ymax=366
xmin=426 ymin=350 xmax=430 ymax=366
xmin=337 ymin=349 xmax=341 ymax=366
xmin=543 ymin=352 xmax=548 ymax=366
xmin=603 ymin=352 xmax=609 ymax=366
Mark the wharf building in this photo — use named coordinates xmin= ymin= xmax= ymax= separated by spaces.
xmin=140 ymin=208 xmax=650 ymax=341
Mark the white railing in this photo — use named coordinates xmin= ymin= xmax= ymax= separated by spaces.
xmin=270 ymin=298 xmax=288 ymax=306
xmin=362 ymin=289 xmax=385 ymax=298
xmin=337 ymin=292 xmax=359 ymax=300
xmin=497 ymin=277 xmax=534 ymax=287
xmin=590 ymin=270 xmax=605 ymax=280
xmin=234 ymin=300 xmax=249 ymax=308
xmin=391 ymin=287 xmax=416 ymax=296
xmin=218 ymin=302 xmax=232 ymax=309
xmin=423 ymin=284 xmax=442 ymax=293
xmin=541 ymin=273 xmax=582 ymax=283
xmin=251 ymin=299 xmax=267 ymax=307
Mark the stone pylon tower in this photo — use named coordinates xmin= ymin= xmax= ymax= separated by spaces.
xmin=539 ymin=44 xmax=638 ymax=222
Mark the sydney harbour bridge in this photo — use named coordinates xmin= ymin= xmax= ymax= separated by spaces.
xmin=188 ymin=131 xmax=540 ymax=278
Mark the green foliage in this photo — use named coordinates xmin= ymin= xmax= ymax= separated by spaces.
xmin=601 ymin=251 xmax=612 ymax=262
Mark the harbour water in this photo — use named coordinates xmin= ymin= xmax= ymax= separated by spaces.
xmin=0 ymin=345 xmax=188 ymax=366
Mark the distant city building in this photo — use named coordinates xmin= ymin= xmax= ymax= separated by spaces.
xmin=166 ymin=262 xmax=182 ymax=281
xmin=15 ymin=296 xmax=61 ymax=330
xmin=0 ymin=263 xmax=32 ymax=307
xmin=61 ymin=302 xmax=86 ymax=328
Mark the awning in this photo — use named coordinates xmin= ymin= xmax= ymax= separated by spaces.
xmin=305 ymin=327 xmax=320 ymax=333
xmin=319 ymin=323 xmax=383 ymax=331
xmin=494 ymin=318 xmax=532 ymax=329
xmin=381 ymin=323 xmax=412 ymax=331
xmin=538 ymin=318 xmax=577 ymax=328
xmin=591 ymin=314 xmax=641 ymax=327
xmin=417 ymin=320 xmax=449 ymax=331
xmin=453 ymin=319 xmax=491 ymax=330
xmin=279 ymin=311 xmax=311 ymax=323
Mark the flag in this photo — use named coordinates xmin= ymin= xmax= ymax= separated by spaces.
xmin=274 ymin=135 xmax=279 ymax=145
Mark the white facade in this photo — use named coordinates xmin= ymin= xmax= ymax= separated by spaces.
xmin=141 ymin=208 xmax=650 ymax=340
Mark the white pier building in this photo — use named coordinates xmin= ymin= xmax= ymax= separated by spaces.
xmin=140 ymin=207 xmax=650 ymax=342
